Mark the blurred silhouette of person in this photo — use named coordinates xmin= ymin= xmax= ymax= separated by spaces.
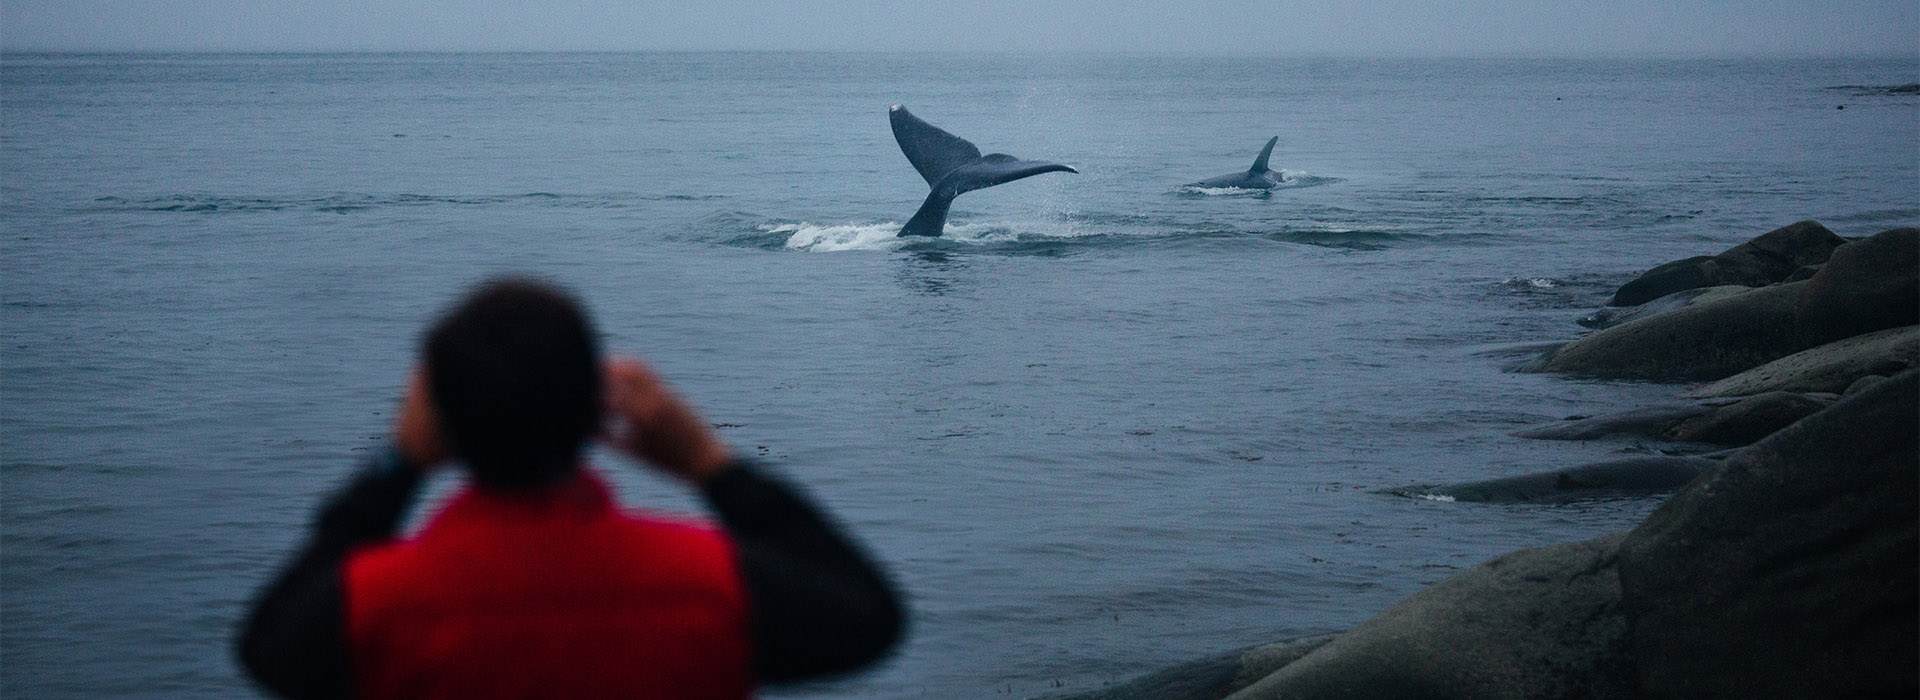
xmin=238 ymin=278 xmax=902 ymax=699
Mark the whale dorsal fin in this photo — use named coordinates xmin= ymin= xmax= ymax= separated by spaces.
xmin=891 ymin=105 xmax=982 ymax=186
xmin=1249 ymin=136 xmax=1278 ymax=174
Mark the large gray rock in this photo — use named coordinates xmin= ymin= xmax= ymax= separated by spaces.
xmin=1617 ymin=369 xmax=1919 ymax=700
xmin=1609 ymin=220 xmax=1845 ymax=306
xmin=1038 ymin=635 xmax=1337 ymax=700
xmin=1529 ymin=281 xmax=1809 ymax=380
xmin=1795 ymin=227 xmax=1919 ymax=346
xmin=1223 ymin=534 xmax=1639 ymax=700
xmin=1685 ymin=324 xmax=1920 ymax=398
xmin=1660 ymin=391 xmax=1830 ymax=445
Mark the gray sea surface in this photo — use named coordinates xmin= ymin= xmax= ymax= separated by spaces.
xmin=3 ymin=52 xmax=1916 ymax=698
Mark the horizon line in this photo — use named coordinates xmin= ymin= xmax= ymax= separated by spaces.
xmin=4 ymin=47 xmax=1918 ymax=60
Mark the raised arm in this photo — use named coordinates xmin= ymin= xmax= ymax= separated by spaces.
xmin=235 ymin=373 xmax=448 ymax=699
xmin=602 ymin=359 xmax=906 ymax=681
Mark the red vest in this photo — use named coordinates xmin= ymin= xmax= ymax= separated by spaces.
xmin=343 ymin=469 xmax=752 ymax=700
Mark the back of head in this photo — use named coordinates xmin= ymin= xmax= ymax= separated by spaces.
xmin=425 ymin=278 xmax=601 ymax=489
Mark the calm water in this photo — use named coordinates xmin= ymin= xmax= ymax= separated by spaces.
xmin=3 ymin=53 xmax=1915 ymax=699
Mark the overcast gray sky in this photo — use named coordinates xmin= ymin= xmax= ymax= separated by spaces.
xmin=3 ymin=1 xmax=1916 ymax=56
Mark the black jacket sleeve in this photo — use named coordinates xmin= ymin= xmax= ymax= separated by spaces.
xmin=235 ymin=446 xmax=423 ymax=700
xmin=702 ymin=461 xmax=907 ymax=681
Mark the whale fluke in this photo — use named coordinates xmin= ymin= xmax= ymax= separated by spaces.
xmin=1189 ymin=136 xmax=1284 ymax=190
xmin=889 ymin=105 xmax=1076 ymax=238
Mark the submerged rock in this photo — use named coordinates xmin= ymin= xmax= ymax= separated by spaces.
xmin=1608 ymin=220 xmax=1844 ymax=306
xmin=1038 ymin=635 xmax=1337 ymax=700
xmin=1660 ymin=391 xmax=1830 ymax=446
xmin=1576 ymin=285 xmax=1748 ymax=330
xmin=1617 ymin=369 xmax=1918 ymax=700
xmin=1386 ymin=456 xmax=1716 ymax=503
xmin=1685 ymin=324 xmax=1919 ymax=398
xmin=1512 ymin=404 xmax=1711 ymax=441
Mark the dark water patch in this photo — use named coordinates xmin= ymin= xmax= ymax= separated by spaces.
xmin=84 ymin=191 xmax=701 ymax=214
xmin=1263 ymin=228 xmax=1505 ymax=250
xmin=1824 ymin=84 xmax=1920 ymax=96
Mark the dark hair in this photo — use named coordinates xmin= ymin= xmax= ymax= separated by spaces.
xmin=424 ymin=278 xmax=601 ymax=489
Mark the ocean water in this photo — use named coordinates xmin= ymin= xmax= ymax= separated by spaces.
xmin=2 ymin=52 xmax=1915 ymax=698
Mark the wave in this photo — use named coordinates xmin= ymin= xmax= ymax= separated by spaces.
xmin=1824 ymin=84 xmax=1920 ymax=96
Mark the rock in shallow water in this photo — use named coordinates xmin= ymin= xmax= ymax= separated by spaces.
xmin=1512 ymin=404 xmax=1711 ymax=441
xmin=1385 ymin=456 xmax=1717 ymax=503
xmin=1036 ymin=635 xmax=1337 ymax=700
xmin=1528 ymin=281 xmax=1809 ymax=381
xmin=1608 ymin=220 xmax=1844 ymax=306
xmin=1225 ymin=534 xmax=1638 ymax=700
xmin=1577 ymin=285 xmax=1749 ymax=330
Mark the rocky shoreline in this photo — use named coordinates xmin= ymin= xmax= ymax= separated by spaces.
xmin=1040 ymin=222 xmax=1918 ymax=699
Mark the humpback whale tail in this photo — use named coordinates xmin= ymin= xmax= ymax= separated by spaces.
xmin=1249 ymin=136 xmax=1278 ymax=174
xmin=890 ymin=105 xmax=1076 ymax=238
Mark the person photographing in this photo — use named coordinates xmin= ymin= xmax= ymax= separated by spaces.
xmin=238 ymin=278 xmax=903 ymax=699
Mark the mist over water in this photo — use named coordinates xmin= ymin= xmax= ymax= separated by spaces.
xmin=3 ymin=52 xmax=1916 ymax=698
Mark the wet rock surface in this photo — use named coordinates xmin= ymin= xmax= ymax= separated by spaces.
xmin=1528 ymin=281 xmax=1809 ymax=380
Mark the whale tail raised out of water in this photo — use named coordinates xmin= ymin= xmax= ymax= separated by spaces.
xmin=890 ymin=105 xmax=1077 ymax=237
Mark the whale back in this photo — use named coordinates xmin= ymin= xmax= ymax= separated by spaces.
xmin=1249 ymin=136 xmax=1278 ymax=174
xmin=891 ymin=105 xmax=982 ymax=187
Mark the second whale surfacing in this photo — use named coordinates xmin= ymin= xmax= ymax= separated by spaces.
xmin=889 ymin=105 xmax=1077 ymax=238
xmin=1189 ymin=136 xmax=1285 ymax=190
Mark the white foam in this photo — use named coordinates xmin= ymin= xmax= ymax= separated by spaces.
xmin=771 ymin=218 xmax=1095 ymax=251
xmin=1414 ymin=493 xmax=1458 ymax=502
xmin=771 ymin=222 xmax=906 ymax=252
xmin=1181 ymin=185 xmax=1263 ymax=196
xmin=1503 ymin=277 xmax=1559 ymax=289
